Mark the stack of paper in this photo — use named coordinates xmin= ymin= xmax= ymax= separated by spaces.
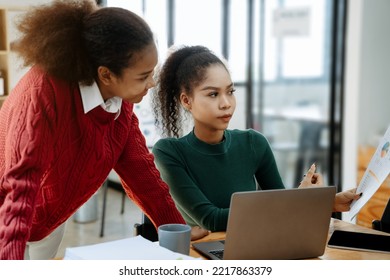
xmin=64 ymin=235 xmax=197 ymax=260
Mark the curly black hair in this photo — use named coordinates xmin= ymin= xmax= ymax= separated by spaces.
xmin=12 ymin=0 xmax=154 ymax=85
xmin=152 ymin=45 xmax=228 ymax=138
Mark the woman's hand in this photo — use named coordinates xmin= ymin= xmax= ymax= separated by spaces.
xmin=333 ymin=187 xmax=362 ymax=212
xmin=191 ymin=226 xmax=209 ymax=241
xmin=298 ymin=163 xmax=324 ymax=188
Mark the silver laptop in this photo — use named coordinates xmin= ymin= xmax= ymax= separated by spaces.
xmin=192 ymin=186 xmax=336 ymax=260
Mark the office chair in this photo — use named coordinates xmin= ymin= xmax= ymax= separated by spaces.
xmin=293 ymin=121 xmax=328 ymax=186
xmin=100 ymin=179 xmax=126 ymax=237
xmin=372 ymin=197 xmax=390 ymax=233
xmin=134 ymin=213 xmax=159 ymax=241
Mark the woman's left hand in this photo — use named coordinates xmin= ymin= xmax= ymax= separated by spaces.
xmin=333 ymin=187 xmax=362 ymax=212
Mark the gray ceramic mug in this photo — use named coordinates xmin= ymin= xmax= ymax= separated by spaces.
xmin=158 ymin=224 xmax=191 ymax=255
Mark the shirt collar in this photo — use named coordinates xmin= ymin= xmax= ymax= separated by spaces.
xmin=79 ymin=81 xmax=122 ymax=119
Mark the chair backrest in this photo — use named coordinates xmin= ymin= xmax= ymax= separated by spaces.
xmin=298 ymin=121 xmax=324 ymax=149
xmin=372 ymin=197 xmax=390 ymax=233
xmin=134 ymin=214 xmax=158 ymax=241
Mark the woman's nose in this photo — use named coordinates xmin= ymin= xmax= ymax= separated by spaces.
xmin=147 ymin=76 xmax=156 ymax=89
xmin=220 ymin=96 xmax=231 ymax=109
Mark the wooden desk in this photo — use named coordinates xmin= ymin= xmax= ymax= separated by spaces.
xmin=190 ymin=218 xmax=390 ymax=260
xmin=263 ymin=105 xmax=326 ymax=124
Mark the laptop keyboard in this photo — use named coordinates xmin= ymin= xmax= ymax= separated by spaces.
xmin=209 ymin=249 xmax=224 ymax=260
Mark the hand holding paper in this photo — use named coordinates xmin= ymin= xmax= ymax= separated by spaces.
xmin=349 ymin=125 xmax=390 ymax=220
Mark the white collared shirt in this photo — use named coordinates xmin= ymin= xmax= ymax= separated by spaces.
xmin=79 ymin=81 xmax=122 ymax=120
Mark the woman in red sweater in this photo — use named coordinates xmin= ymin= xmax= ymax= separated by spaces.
xmin=0 ymin=0 xmax=200 ymax=260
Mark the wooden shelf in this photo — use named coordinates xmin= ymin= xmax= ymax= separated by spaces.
xmin=0 ymin=6 xmax=29 ymax=106
xmin=0 ymin=95 xmax=6 ymax=107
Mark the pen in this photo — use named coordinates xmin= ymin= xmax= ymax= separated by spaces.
xmin=303 ymin=163 xmax=316 ymax=177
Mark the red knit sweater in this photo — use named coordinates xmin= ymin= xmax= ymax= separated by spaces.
xmin=0 ymin=66 xmax=184 ymax=259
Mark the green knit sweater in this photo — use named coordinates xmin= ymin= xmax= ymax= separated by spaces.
xmin=152 ymin=129 xmax=285 ymax=231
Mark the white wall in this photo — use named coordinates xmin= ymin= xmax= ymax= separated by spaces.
xmin=358 ymin=0 xmax=390 ymax=145
xmin=342 ymin=0 xmax=363 ymax=196
xmin=343 ymin=0 xmax=390 ymax=220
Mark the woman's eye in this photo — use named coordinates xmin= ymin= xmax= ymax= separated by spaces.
xmin=209 ymin=92 xmax=218 ymax=97
xmin=229 ymin=88 xmax=236 ymax=95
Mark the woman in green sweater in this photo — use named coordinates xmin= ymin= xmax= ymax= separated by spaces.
xmin=152 ymin=45 xmax=360 ymax=232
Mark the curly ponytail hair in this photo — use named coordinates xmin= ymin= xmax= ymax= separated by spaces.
xmin=152 ymin=45 xmax=228 ymax=138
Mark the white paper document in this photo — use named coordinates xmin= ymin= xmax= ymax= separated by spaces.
xmin=64 ymin=235 xmax=197 ymax=260
xmin=349 ymin=125 xmax=390 ymax=220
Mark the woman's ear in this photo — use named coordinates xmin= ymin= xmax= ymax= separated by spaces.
xmin=97 ymin=66 xmax=113 ymax=85
xmin=180 ymin=93 xmax=192 ymax=111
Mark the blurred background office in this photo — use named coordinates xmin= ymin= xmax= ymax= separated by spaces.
xmin=0 ymin=0 xmax=389 ymax=256
xmin=98 ymin=0 xmax=390 ymax=195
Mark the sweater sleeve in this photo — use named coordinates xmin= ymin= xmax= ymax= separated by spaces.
xmin=252 ymin=130 xmax=285 ymax=190
xmin=114 ymin=113 xmax=185 ymax=229
xmin=153 ymin=139 xmax=229 ymax=232
xmin=0 ymin=80 xmax=56 ymax=260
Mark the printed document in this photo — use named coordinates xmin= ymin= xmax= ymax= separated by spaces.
xmin=349 ymin=125 xmax=390 ymax=220
xmin=64 ymin=235 xmax=197 ymax=260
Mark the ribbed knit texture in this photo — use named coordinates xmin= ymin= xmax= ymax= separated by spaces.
xmin=0 ymin=66 xmax=184 ymax=260
xmin=152 ymin=129 xmax=285 ymax=232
